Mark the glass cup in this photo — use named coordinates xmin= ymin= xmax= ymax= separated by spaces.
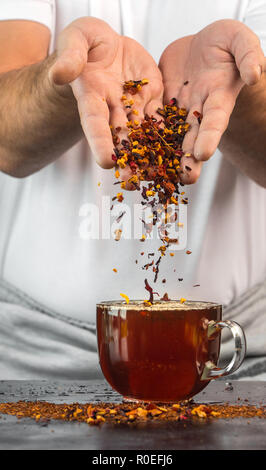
xmin=96 ymin=300 xmax=246 ymax=402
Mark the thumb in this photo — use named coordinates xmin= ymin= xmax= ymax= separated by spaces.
xmin=231 ymin=25 xmax=265 ymax=86
xmin=49 ymin=26 xmax=88 ymax=85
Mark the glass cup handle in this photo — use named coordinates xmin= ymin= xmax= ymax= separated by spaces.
xmin=201 ymin=320 xmax=246 ymax=380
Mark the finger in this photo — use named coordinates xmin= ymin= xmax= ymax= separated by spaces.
xmin=109 ymin=105 xmax=129 ymax=142
xmin=182 ymin=102 xmax=203 ymax=154
xmin=126 ymin=97 xmax=145 ymax=123
xmin=159 ymin=36 xmax=193 ymax=104
xmin=119 ymin=166 xmax=136 ymax=191
xmin=109 ymin=105 xmax=136 ymax=190
xmin=170 ymin=90 xmax=203 ymax=184
xmin=126 ymin=81 xmax=153 ymax=120
xmin=194 ymin=89 xmax=236 ymax=161
xmin=162 ymin=79 xmax=183 ymax=105
xmin=232 ymin=26 xmax=265 ymax=86
xmin=74 ymin=91 xmax=114 ymax=169
xmin=144 ymin=98 xmax=164 ymax=120
xmin=179 ymin=155 xmax=203 ymax=184
xmin=119 ymin=87 xmax=147 ymax=124
xmin=49 ymin=26 xmax=88 ymax=85
xmin=128 ymin=78 xmax=163 ymax=121
xmin=174 ymin=80 xmax=193 ymax=111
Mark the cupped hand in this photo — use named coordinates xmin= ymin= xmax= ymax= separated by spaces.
xmin=49 ymin=17 xmax=163 ymax=172
xmin=159 ymin=19 xmax=266 ymax=184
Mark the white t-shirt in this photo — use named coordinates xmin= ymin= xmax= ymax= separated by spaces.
xmin=0 ymin=0 xmax=266 ymax=323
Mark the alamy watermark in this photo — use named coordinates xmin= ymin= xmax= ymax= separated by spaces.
xmin=78 ymin=196 xmax=187 ymax=250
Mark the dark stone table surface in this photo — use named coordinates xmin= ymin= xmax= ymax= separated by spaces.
xmin=0 ymin=379 xmax=266 ymax=450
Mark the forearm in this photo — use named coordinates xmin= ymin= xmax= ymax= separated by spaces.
xmin=220 ymin=75 xmax=266 ymax=188
xmin=0 ymin=53 xmax=83 ymax=177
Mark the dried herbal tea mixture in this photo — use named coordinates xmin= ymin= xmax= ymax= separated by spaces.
xmin=110 ymin=79 xmax=199 ymax=302
xmin=1 ymin=401 xmax=265 ymax=426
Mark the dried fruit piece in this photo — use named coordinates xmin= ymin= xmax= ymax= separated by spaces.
xmin=120 ymin=293 xmax=129 ymax=304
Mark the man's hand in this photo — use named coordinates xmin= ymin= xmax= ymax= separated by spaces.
xmin=49 ymin=17 xmax=163 ymax=170
xmin=159 ymin=19 xmax=266 ymax=184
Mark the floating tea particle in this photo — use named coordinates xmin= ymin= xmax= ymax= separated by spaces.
xmin=144 ymin=278 xmax=155 ymax=303
xmin=161 ymin=292 xmax=170 ymax=301
xmin=193 ymin=110 xmax=203 ymax=124
xmin=120 ymin=293 xmax=130 ymax=304
xmin=114 ymin=229 xmax=122 ymax=241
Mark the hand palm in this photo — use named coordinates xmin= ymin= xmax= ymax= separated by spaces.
xmin=51 ymin=17 xmax=163 ymax=169
xmin=159 ymin=20 xmax=265 ymax=183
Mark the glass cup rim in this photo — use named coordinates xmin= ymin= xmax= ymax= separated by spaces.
xmin=96 ymin=299 xmax=222 ymax=311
